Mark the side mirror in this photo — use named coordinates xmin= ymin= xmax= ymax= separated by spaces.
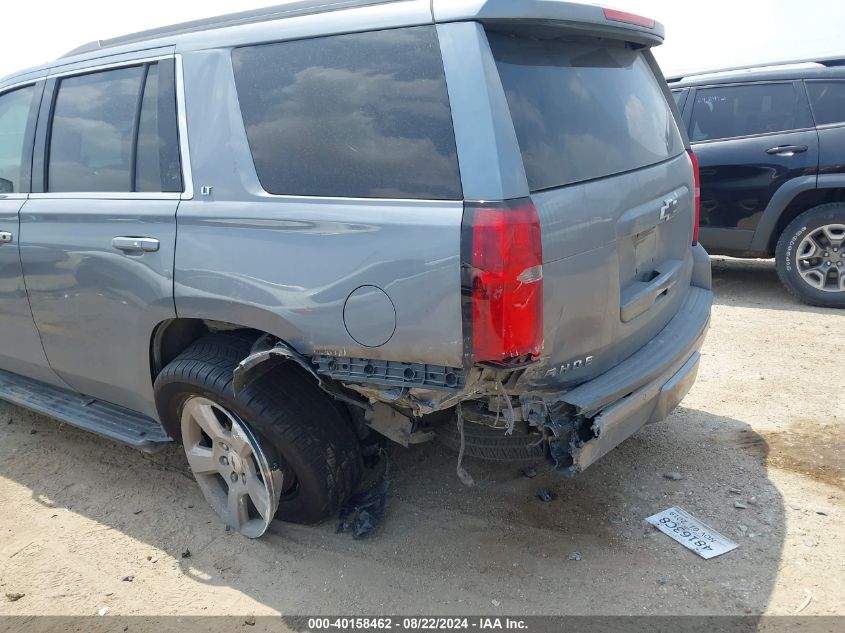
xmin=0 ymin=178 xmax=13 ymax=194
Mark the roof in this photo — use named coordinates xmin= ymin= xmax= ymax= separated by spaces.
xmin=61 ymin=0 xmax=397 ymax=58
xmin=668 ymin=56 xmax=845 ymax=88
xmin=1 ymin=0 xmax=665 ymax=86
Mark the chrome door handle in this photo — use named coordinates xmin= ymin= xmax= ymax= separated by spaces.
xmin=112 ymin=236 xmax=160 ymax=253
xmin=765 ymin=145 xmax=808 ymax=157
xmin=0 ymin=231 xmax=12 ymax=244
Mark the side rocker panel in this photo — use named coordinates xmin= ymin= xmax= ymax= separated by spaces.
xmin=0 ymin=368 xmax=171 ymax=451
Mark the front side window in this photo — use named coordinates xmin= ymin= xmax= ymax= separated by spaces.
xmin=690 ymin=83 xmax=800 ymax=142
xmin=232 ymin=26 xmax=462 ymax=200
xmin=48 ymin=61 xmax=181 ymax=193
xmin=0 ymin=85 xmax=36 ymax=193
xmin=806 ymin=81 xmax=845 ymax=126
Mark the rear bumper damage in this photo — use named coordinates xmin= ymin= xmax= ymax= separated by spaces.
xmin=233 ymin=244 xmax=712 ymax=479
xmin=541 ymin=286 xmax=712 ymax=476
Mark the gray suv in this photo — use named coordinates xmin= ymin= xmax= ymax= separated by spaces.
xmin=0 ymin=0 xmax=712 ymax=538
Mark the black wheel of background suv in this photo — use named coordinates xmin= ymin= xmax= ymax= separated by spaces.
xmin=154 ymin=331 xmax=362 ymax=535
xmin=776 ymin=203 xmax=845 ymax=308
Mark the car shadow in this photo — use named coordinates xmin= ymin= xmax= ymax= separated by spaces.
xmin=710 ymin=255 xmax=840 ymax=313
xmin=0 ymin=402 xmax=786 ymax=617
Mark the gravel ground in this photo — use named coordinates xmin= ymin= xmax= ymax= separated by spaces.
xmin=0 ymin=256 xmax=842 ymax=618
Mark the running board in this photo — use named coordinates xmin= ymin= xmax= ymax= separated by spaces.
xmin=0 ymin=369 xmax=172 ymax=452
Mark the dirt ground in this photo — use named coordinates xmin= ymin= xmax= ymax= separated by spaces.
xmin=0 ymin=256 xmax=843 ymax=618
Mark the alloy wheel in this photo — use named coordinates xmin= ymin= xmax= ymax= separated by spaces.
xmin=796 ymin=223 xmax=845 ymax=293
xmin=180 ymin=396 xmax=283 ymax=538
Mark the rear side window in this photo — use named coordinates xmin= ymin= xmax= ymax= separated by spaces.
xmin=47 ymin=61 xmax=182 ymax=193
xmin=0 ymin=85 xmax=36 ymax=193
xmin=487 ymin=33 xmax=684 ymax=192
xmin=690 ymin=83 xmax=800 ymax=142
xmin=135 ymin=63 xmax=183 ymax=192
xmin=232 ymin=26 xmax=462 ymax=200
xmin=49 ymin=66 xmax=143 ymax=192
xmin=806 ymin=81 xmax=845 ymax=126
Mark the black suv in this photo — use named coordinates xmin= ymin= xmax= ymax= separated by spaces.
xmin=670 ymin=58 xmax=845 ymax=308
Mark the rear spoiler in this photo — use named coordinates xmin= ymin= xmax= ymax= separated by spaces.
xmin=433 ymin=0 xmax=664 ymax=47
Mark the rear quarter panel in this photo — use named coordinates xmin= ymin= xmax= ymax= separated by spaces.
xmin=174 ymin=49 xmax=465 ymax=367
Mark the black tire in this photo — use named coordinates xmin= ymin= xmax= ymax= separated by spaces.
xmin=154 ymin=331 xmax=362 ymax=524
xmin=776 ymin=203 xmax=845 ymax=308
xmin=435 ymin=418 xmax=547 ymax=462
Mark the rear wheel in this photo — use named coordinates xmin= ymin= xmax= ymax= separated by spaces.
xmin=154 ymin=332 xmax=362 ymax=535
xmin=180 ymin=395 xmax=282 ymax=538
xmin=776 ymin=204 xmax=845 ymax=308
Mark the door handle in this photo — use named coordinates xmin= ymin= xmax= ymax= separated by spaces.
xmin=765 ymin=145 xmax=808 ymax=156
xmin=112 ymin=237 xmax=160 ymax=253
xmin=0 ymin=231 xmax=12 ymax=244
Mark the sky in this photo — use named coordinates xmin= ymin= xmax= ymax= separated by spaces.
xmin=1 ymin=0 xmax=844 ymax=79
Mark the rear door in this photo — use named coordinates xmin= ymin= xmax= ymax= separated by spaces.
xmin=482 ymin=29 xmax=694 ymax=387
xmin=687 ymin=81 xmax=818 ymax=253
xmin=20 ymin=57 xmax=183 ymax=418
xmin=805 ymin=79 xmax=845 ymax=179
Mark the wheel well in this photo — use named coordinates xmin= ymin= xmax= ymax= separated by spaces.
xmin=769 ymin=188 xmax=845 ymax=254
xmin=149 ymin=320 xmax=371 ymax=447
xmin=149 ymin=319 xmax=264 ymax=382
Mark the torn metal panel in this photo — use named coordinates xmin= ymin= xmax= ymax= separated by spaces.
xmin=364 ymin=402 xmax=414 ymax=447
xmin=234 ymin=335 xmax=531 ymax=420
xmin=233 ymin=334 xmax=369 ymax=410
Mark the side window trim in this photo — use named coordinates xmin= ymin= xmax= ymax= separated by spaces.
xmin=690 ymin=126 xmax=817 ymax=146
xmin=129 ymin=65 xmax=152 ymax=193
xmin=29 ymin=54 xmax=189 ymax=199
xmin=671 ymin=88 xmax=689 ymax=113
xmin=678 ymin=86 xmax=696 ymax=136
xmin=688 ymin=80 xmax=813 ymax=145
xmin=174 ymin=54 xmax=194 ymax=200
xmin=30 ymin=77 xmax=55 ymax=194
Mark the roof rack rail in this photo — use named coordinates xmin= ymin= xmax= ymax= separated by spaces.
xmin=63 ymin=41 xmax=106 ymax=58
xmin=666 ymin=55 xmax=845 ymax=83
xmin=59 ymin=0 xmax=398 ymax=59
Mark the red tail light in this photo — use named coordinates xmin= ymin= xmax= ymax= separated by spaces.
xmin=688 ymin=149 xmax=701 ymax=245
xmin=462 ymin=199 xmax=544 ymax=364
xmin=603 ymin=7 xmax=656 ymax=29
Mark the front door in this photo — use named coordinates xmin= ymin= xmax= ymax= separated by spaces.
xmin=0 ymin=81 xmax=66 ymax=386
xmin=20 ymin=58 xmax=184 ymax=418
xmin=688 ymin=81 xmax=818 ymax=253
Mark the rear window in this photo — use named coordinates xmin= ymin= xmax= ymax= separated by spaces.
xmin=488 ymin=33 xmax=684 ymax=192
xmin=232 ymin=26 xmax=462 ymax=200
